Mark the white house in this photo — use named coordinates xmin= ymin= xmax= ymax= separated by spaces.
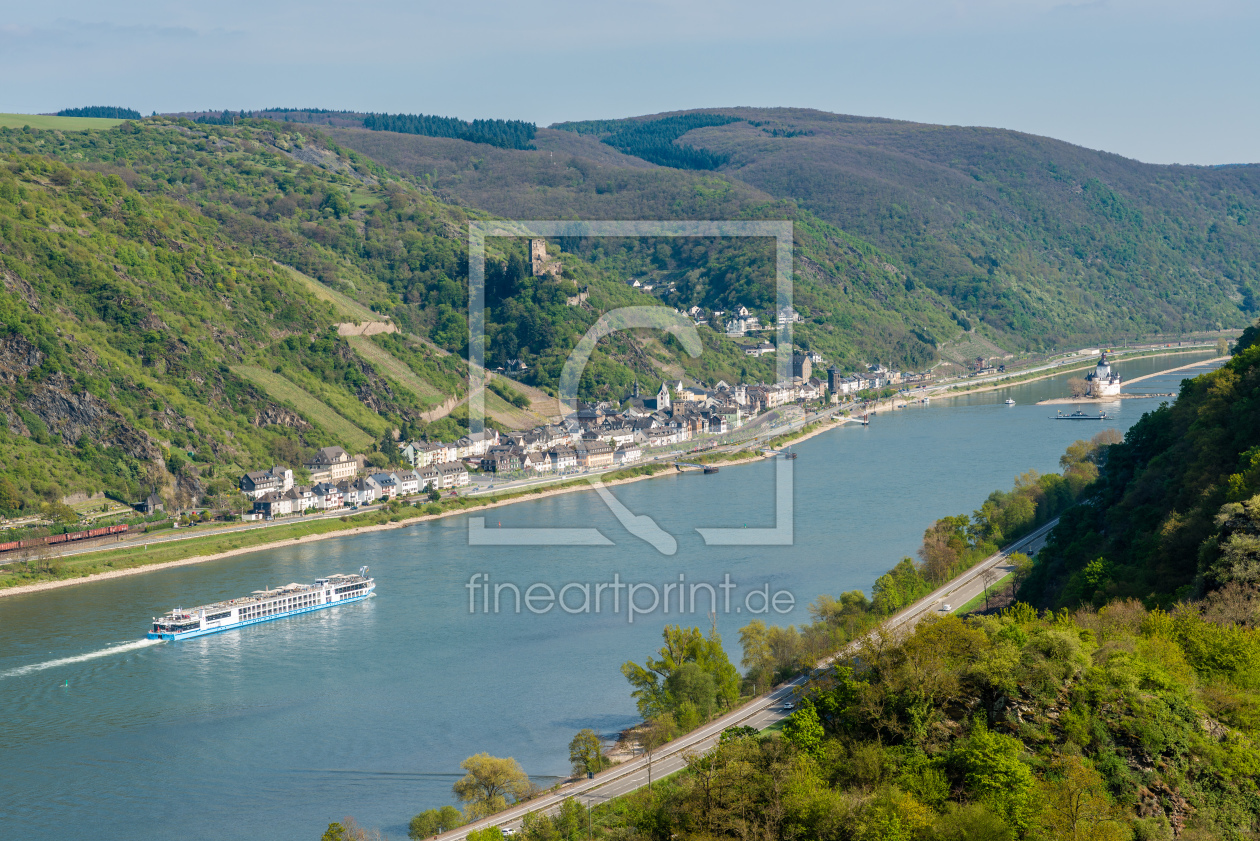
xmin=311 ymin=482 xmax=344 ymax=510
xmin=339 ymin=476 xmax=381 ymax=506
xmin=239 ymin=465 xmax=293 ymax=499
xmin=396 ymin=469 xmax=421 ymax=496
xmin=523 ymin=451 xmax=553 ymax=472
xmin=614 ymin=443 xmax=642 ymax=465
xmin=456 ymin=429 xmax=500 ymax=458
xmin=435 ymin=463 xmax=470 ymax=489
xmin=549 ymin=446 xmax=577 ymax=471
xmin=369 ymin=472 xmax=399 ymax=500
xmin=253 ymin=490 xmax=293 ymax=518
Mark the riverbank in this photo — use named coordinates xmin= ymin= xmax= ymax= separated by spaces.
xmin=4 ymin=348 xmax=1216 ymax=599
xmin=931 ymin=346 xmax=1220 ymax=402
xmin=0 ymin=418 xmax=844 ymax=599
xmin=1037 ymin=394 xmax=1174 ymax=406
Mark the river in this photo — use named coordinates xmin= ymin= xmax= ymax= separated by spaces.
xmin=0 ymin=351 xmax=1221 ymax=839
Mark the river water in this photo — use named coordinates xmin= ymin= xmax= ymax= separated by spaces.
xmin=0 ymin=352 xmax=1220 ymax=839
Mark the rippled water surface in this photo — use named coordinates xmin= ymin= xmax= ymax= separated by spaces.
xmin=0 ymin=352 xmax=1221 ymax=839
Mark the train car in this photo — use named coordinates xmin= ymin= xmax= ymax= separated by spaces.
xmin=0 ymin=522 xmax=130 ymax=553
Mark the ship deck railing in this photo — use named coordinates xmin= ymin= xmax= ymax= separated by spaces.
xmin=158 ymin=577 xmax=371 ymax=616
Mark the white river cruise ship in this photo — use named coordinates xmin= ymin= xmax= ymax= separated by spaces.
xmin=147 ymin=568 xmax=375 ymax=640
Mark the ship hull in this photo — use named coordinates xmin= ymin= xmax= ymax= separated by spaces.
xmin=146 ymin=590 xmax=373 ymax=641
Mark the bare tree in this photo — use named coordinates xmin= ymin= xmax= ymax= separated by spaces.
xmin=635 ymin=715 xmax=677 ymax=793
xmin=981 ymin=566 xmax=1001 ymax=612
xmin=1067 ymin=377 xmax=1090 ymax=398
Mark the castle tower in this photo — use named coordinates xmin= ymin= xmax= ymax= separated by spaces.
xmin=529 ymin=239 xmax=548 ymax=272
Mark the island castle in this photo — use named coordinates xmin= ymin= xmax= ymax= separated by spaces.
xmin=1086 ymin=351 xmax=1122 ymax=397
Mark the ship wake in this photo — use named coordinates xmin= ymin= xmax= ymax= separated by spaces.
xmin=0 ymin=638 xmax=163 ymax=679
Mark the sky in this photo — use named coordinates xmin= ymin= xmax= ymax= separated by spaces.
xmin=2 ymin=0 xmax=1258 ymax=165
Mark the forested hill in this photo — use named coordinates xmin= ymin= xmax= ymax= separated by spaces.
xmin=675 ymin=108 xmax=1260 ymax=349
xmin=1022 ymin=323 xmax=1260 ymax=610
xmin=326 ymin=107 xmax=1260 ymax=352
xmin=0 ymin=116 xmax=949 ymax=515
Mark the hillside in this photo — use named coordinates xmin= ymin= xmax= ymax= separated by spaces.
xmin=1021 ymin=322 xmax=1260 ymax=610
xmin=0 ymin=155 xmax=357 ymax=512
xmin=324 ymin=107 xmax=1260 ymax=352
xmin=0 ymin=117 xmax=798 ymax=517
xmin=551 ymin=601 xmax=1260 ymax=841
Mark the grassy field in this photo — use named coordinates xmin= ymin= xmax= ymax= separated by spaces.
xmin=481 ymin=385 xmax=554 ymax=429
xmin=0 ymin=113 xmax=127 ymax=130
xmin=346 ymin=335 xmax=445 ymax=404
xmin=0 ymin=512 xmax=398 ymax=590
xmin=495 ymin=374 xmax=561 ymax=419
xmin=231 ymin=365 xmax=375 ymax=450
xmin=276 ymin=263 xmax=380 ymax=322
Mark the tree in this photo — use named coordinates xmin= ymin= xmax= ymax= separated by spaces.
xmin=621 ymin=625 xmax=741 ymax=720
xmin=428 ymin=486 xmax=442 ymax=502
xmin=1009 ymin=552 xmax=1034 ymax=592
xmin=409 ymin=806 xmax=463 ymax=839
xmin=0 ymin=476 xmax=19 ymax=510
xmin=1038 ymin=755 xmax=1130 ymax=840
xmin=933 ymin=803 xmax=1013 ymax=841
xmin=43 ymin=501 xmax=79 ymax=524
xmin=948 ymin=721 xmax=1035 ymax=830
xmin=739 ymin=619 xmax=773 ymax=692
xmin=781 ymin=700 xmax=824 ymax=756
xmin=322 ymin=818 xmax=381 ymax=841
xmin=568 ymin=729 xmax=609 ymax=777
xmin=635 ymin=714 xmax=677 ymax=792
xmin=378 ymin=431 xmax=399 ymax=462
xmin=982 ymin=566 xmax=1002 ymax=611
xmin=664 ymin=662 xmax=717 ymax=727
xmin=453 ymin=754 xmax=532 ymax=821
xmin=1068 ymin=377 xmax=1089 ymax=398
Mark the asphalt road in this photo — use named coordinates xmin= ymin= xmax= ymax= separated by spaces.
xmin=435 ymin=517 xmax=1060 ymax=839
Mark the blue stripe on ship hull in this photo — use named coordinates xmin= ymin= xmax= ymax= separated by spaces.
xmin=146 ymin=592 xmax=374 ymax=641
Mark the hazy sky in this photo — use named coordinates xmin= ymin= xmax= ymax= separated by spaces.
xmin=3 ymin=0 xmax=1257 ymax=165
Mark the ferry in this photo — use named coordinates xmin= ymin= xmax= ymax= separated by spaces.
xmin=1053 ymin=410 xmax=1110 ymax=421
xmin=147 ymin=568 xmax=375 ymax=640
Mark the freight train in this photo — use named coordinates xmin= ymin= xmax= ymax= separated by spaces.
xmin=0 ymin=523 xmax=130 ymax=553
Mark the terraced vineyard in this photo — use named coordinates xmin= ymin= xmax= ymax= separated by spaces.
xmin=346 ymin=335 xmax=445 ymax=404
xmin=231 ymin=366 xmax=375 ymax=451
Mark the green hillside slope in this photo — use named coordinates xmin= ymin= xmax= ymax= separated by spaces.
xmin=559 ymin=108 xmax=1260 ymax=348
xmin=1021 ymin=324 xmax=1260 ymax=610
xmin=0 ymin=118 xmax=800 ymax=517
xmin=0 ymin=156 xmax=360 ymax=511
xmin=325 ymin=107 xmax=1259 ymax=352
